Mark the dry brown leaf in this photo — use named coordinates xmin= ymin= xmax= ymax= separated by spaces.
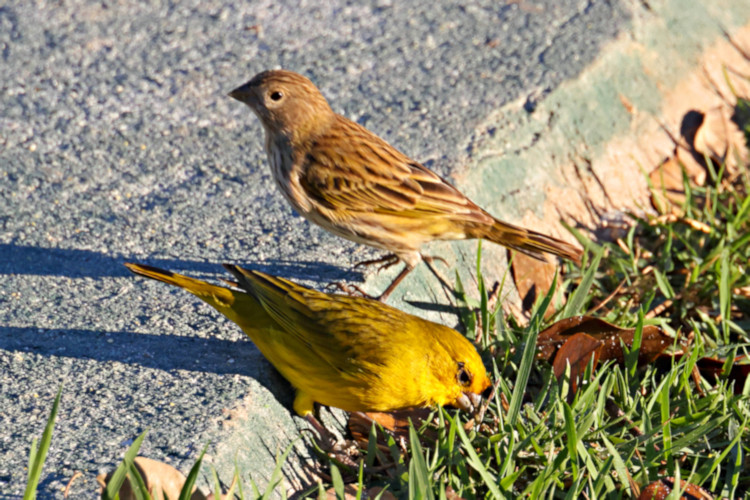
xmin=537 ymin=316 xmax=673 ymax=366
xmin=445 ymin=485 xmax=467 ymax=500
xmin=694 ymin=355 xmax=750 ymax=394
xmin=649 ymin=156 xmax=688 ymax=214
xmin=511 ymin=252 xmax=562 ymax=318
xmin=638 ymin=477 xmax=714 ymax=500
xmin=348 ymin=408 xmax=433 ymax=448
xmin=551 ymin=332 xmax=602 ymax=396
xmin=324 ymin=485 xmax=397 ymax=500
xmin=693 ymin=106 xmax=749 ymax=174
xmin=675 ymin=145 xmax=707 ymax=186
xmin=96 ymin=456 xmax=205 ymax=500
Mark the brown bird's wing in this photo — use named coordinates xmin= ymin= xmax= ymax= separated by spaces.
xmin=299 ymin=117 xmax=493 ymax=224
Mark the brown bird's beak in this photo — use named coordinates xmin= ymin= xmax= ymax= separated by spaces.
xmin=454 ymin=392 xmax=483 ymax=413
xmin=228 ymin=82 xmax=253 ymax=102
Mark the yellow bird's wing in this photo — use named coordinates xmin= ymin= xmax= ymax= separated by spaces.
xmin=223 ymin=264 xmax=399 ymax=378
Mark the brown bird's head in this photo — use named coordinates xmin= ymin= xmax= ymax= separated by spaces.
xmin=229 ymin=70 xmax=334 ymax=142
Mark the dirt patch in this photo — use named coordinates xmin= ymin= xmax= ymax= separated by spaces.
xmin=552 ymin=24 xmax=750 ymax=226
xmin=484 ymin=24 xmax=750 ymax=319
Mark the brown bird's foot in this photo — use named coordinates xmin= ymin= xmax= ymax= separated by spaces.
xmin=353 ymin=253 xmax=401 ymax=272
xmin=304 ymin=415 xmax=361 ymax=464
xmin=422 ymin=255 xmax=448 ymax=267
xmin=324 ymin=281 xmax=373 ymax=299
xmin=376 ymin=254 xmax=449 ymax=302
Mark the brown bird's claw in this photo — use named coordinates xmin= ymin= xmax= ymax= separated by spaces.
xmin=422 ymin=255 xmax=449 ymax=267
xmin=353 ymin=253 xmax=401 ymax=272
xmin=421 ymin=256 xmax=453 ymax=295
xmin=324 ymin=281 xmax=373 ymax=299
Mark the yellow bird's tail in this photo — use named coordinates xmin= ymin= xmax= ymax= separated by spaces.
xmin=124 ymin=263 xmax=257 ymax=327
xmin=468 ymin=219 xmax=582 ymax=264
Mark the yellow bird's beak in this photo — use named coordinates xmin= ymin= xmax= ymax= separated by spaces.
xmin=454 ymin=392 xmax=483 ymax=413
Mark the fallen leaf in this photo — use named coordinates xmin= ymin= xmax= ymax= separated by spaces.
xmin=537 ymin=316 xmax=673 ymax=366
xmin=551 ymin=332 xmax=602 ymax=395
xmin=638 ymin=477 xmax=714 ymax=500
xmin=348 ymin=408 xmax=434 ymax=448
xmin=445 ymin=485 xmax=467 ymax=500
xmin=694 ymin=355 xmax=750 ymax=394
xmin=693 ymin=106 xmax=749 ymax=175
xmin=97 ymin=457 xmax=205 ymax=500
xmin=649 ymin=156 xmax=688 ymax=214
xmin=511 ymin=252 xmax=562 ymax=318
xmin=675 ymin=145 xmax=707 ymax=186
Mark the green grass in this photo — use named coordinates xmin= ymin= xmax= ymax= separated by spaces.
xmin=314 ymin=156 xmax=750 ymax=497
xmin=23 ymin=105 xmax=750 ymax=500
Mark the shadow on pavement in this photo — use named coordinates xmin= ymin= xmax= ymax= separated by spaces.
xmin=0 ymin=243 xmax=365 ymax=283
xmin=0 ymin=324 xmax=298 ymax=413
xmin=0 ymin=326 xmax=270 ymax=377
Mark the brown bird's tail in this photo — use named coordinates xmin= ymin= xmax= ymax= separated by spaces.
xmin=469 ymin=219 xmax=582 ymax=264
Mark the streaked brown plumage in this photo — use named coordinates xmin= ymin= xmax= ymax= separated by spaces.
xmin=229 ymin=70 xmax=582 ymax=299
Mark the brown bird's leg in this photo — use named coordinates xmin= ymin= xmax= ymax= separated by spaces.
xmin=326 ymin=253 xmax=404 ymax=299
xmin=376 ymin=264 xmax=413 ymax=301
xmin=378 ymin=254 xmax=450 ymax=302
xmin=334 ymin=254 xmax=450 ymax=302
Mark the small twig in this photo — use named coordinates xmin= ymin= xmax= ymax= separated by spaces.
xmin=682 ymin=217 xmax=712 ymax=233
xmin=605 ymin=401 xmax=646 ymax=440
xmin=474 ymin=376 xmax=504 ymax=425
xmin=588 ymin=277 xmax=628 ymax=314
xmin=64 ymin=472 xmax=83 ymax=498
xmin=645 ymin=295 xmax=678 ymax=319
xmin=616 ymin=238 xmax=631 ymax=255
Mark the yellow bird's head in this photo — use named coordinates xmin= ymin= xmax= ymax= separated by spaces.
xmin=426 ymin=327 xmax=492 ymax=413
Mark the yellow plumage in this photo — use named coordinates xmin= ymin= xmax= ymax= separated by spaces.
xmin=125 ymin=263 xmax=491 ymax=417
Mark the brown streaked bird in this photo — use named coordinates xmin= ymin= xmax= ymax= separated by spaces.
xmin=229 ymin=70 xmax=582 ymax=300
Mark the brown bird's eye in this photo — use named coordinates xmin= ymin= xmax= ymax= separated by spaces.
xmin=456 ymin=362 xmax=472 ymax=386
xmin=270 ymin=91 xmax=283 ymax=101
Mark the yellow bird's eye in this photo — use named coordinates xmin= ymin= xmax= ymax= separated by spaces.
xmin=270 ymin=90 xmax=284 ymax=101
xmin=456 ymin=362 xmax=472 ymax=387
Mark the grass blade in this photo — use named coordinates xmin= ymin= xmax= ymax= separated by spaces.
xmin=102 ymin=430 xmax=148 ymax=500
xmin=563 ymin=246 xmax=603 ymax=317
xmin=23 ymin=386 xmax=62 ymax=500
xmin=178 ymin=443 xmax=208 ymax=500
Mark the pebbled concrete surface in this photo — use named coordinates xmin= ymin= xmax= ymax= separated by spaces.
xmin=0 ymin=0 xmax=691 ymax=496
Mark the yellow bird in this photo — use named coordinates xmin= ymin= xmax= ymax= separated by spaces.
xmin=125 ymin=263 xmax=491 ymax=426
